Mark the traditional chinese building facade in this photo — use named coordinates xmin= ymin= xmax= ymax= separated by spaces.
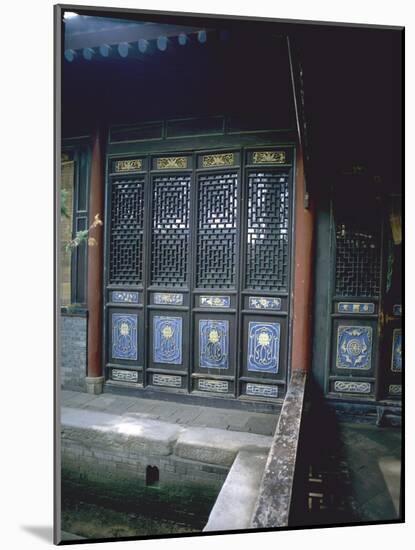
xmin=58 ymin=7 xmax=402 ymax=422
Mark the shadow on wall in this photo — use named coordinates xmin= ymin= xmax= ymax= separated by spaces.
xmin=290 ymin=376 xmax=401 ymax=526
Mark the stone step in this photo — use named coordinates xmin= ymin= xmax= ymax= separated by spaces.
xmin=61 ymin=406 xmax=272 ymax=468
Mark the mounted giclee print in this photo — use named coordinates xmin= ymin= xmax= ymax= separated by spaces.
xmin=54 ymin=3 xmax=404 ymax=545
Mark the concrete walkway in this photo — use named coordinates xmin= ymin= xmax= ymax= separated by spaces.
xmin=60 ymin=390 xmax=279 ymax=436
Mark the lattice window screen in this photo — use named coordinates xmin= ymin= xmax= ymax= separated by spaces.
xmin=335 ymin=223 xmax=381 ymax=297
xmin=151 ymin=174 xmax=191 ymax=287
xmin=196 ymin=172 xmax=238 ymax=288
xmin=109 ymin=177 xmax=144 ymax=285
xmin=245 ymin=171 xmax=290 ymax=291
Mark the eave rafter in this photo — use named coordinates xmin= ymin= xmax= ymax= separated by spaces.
xmin=64 ymin=17 xmax=214 ymax=61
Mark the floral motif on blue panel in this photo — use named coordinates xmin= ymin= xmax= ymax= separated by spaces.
xmin=112 ymin=291 xmax=139 ymax=304
xmin=337 ymin=302 xmax=375 ymax=314
xmin=249 ymin=297 xmax=282 ymax=310
xmin=336 ymin=326 xmax=372 ymax=369
xmin=199 ymin=320 xmax=229 ymax=369
xmin=391 ymin=329 xmax=402 ymax=372
xmin=247 ymin=322 xmax=280 ymax=373
xmin=153 ymin=316 xmax=182 ymax=365
xmin=200 ymin=296 xmax=231 ymax=308
xmin=112 ymin=313 xmax=138 ymax=361
xmin=154 ymin=293 xmax=183 ymax=305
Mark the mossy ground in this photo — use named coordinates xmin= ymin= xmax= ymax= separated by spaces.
xmin=61 ymin=477 xmax=220 ymax=539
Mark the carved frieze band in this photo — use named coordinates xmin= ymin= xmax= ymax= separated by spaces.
xmin=389 ymin=384 xmax=402 ymax=395
xmin=198 ymin=379 xmax=229 ymax=393
xmin=334 ymin=381 xmax=371 ymax=394
xmin=246 ymin=383 xmax=278 ymax=398
xmin=202 ymin=153 xmax=234 ymax=167
xmin=156 ymin=157 xmax=188 ymax=170
xmin=111 ymin=369 xmax=139 ymax=383
xmin=252 ymin=151 xmax=286 ymax=164
xmin=337 ymin=302 xmax=375 ymax=314
xmin=114 ymin=159 xmax=143 ymax=172
xmin=152 ymin=374 xmax=182 ymax=388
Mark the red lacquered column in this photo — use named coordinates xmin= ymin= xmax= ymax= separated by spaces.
xmin=85 ymin=127 xmax=105 ymax=394
xmin=291 ymin=147 xmax=315 ymax=372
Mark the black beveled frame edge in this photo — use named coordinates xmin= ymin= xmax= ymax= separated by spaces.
xmin=56 ymin=3 xmax=403 ymax=32
xmin=54 ymin=4 xmax=405 ymax=545
xmin=54 ymin=4 xmax=62 ymax=545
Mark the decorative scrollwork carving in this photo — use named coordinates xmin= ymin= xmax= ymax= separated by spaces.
xmin=156 ymin=157 xmax=188 ymax=169
xmin=114 ymin=159 xmax=143 ymax=172
xmin=252 ymin=151 xmax=286 ymax=164
xmin=202 ymin=153 xmax=234 ymax=167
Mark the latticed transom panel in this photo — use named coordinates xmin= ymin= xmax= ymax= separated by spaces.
xmin=151 ymin=174 xmax=191 ymax=287
xmin=245 ymin=171 xmax=290 ymax=291
xmin=335 ymin=223 xmax=381 ymax=297
xmin=109 ymin=177 xmax=144 ymax=285
xmin=196 ymin=172 xmax=238 ymax=288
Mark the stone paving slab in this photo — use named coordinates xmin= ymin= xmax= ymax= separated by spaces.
xmin=124 ymin=399 xmax=164 ymax=416
xmin=190 ymin=410 xmax=236 ymax=429
xmin=60 ymin=390 xmax=279 ymax=435
xmin=60 ymin=391 xmax=96 ymax=408
xmin=167 ymin=407 xmax=204 ymax=425
xmin=135 ymin=401 xmax=183 ymax=420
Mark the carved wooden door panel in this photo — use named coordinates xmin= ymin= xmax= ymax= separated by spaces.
xmin=378 ymin=199 xmax=402 ymax=401
xmin=104 ymin=147 xmax=295 ymax=403
xmin=327 ymin=186 xmax=402 ymax=404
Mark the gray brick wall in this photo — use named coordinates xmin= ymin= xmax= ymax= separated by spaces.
xmin=60 ymin=315 xmax=87 ymax=391
xmin=61 ymin=435 xmax=229 ymax=494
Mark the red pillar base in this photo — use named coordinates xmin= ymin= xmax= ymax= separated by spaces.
xmin=85 ymin=376 xmax=105 ymax=395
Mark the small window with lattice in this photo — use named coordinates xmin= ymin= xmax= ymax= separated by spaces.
xmin=333 ymin=184 xmax=382 ymax=298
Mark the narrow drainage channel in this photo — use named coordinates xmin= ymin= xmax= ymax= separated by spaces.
xmin=61 ymin=470 xmax=223 ymax=539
